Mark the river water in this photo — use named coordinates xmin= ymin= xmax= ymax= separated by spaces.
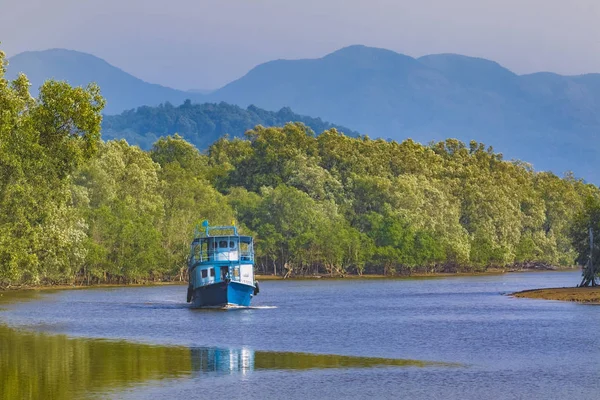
xmin=0 ymin=271 xmax=598 ymax=399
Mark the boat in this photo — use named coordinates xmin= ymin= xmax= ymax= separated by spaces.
xmin=187 ymin=220 xmax=259 ymax=308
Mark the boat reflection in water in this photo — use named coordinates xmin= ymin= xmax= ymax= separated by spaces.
xmin=191 ymin=346 xmax=254 ymax=376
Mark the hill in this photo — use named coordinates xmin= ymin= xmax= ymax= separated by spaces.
xmin=6 ymin=49 xmax=204 ymax=114
xmin=102 ymin=101 xmax=361 ymax=149
xmin=208 ymin=45 xmax=600 ymax=183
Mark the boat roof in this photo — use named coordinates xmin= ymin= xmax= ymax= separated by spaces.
xmin=192 ymin=235 xmax=253 ymax=244
xmin=192 ymin=222 xmax=252 ymax=240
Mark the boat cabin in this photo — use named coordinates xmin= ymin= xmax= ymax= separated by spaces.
xmin=190 ymin=235 xmax=254 ymax=264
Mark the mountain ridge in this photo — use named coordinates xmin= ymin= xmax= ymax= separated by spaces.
xmin=6 ymin=48 xmax=205 ymax=114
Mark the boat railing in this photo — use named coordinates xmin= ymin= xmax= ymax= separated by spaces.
xmin=240 ymin=251 xmax=253 ymax=262
xmin=195 ymin=250 xmax=254 ymax=263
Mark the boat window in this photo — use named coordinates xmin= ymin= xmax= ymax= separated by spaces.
xmin=201 ymin=269 xmax=208 ymax=278
xmin=193 ymin=244 xmax=201 ymax=259
xmin=201 ymin=241 xmax=208 ymax=259
xmin=229 ymin=241 xmax=236 ymax=249
xmin=221 ymin=267 xmax=229 ymax=280
xmin=219 ymin=240 xmax=228 ymax=248
xmin=233 ymin=267 xmax=240 ymax=279
xmin=210 ymin=268 xmax=215 ymax=277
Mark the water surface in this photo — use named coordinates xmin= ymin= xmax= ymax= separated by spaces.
xmin=1 ymin=271 xmax=598 ymax=399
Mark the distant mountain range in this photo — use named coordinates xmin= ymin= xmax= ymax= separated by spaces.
xmin=7 ymin=46 xmax=600 ymax=183
xmin=6 ymin=49 xmax=205 ymax=113
xmin=102 ymin=101 xmax=359 ymax=150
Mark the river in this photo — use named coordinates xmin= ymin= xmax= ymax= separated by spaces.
xmin=1 ymin=271 xmax=598 ymax=399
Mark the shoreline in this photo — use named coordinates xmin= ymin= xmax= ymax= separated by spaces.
xmin=256 ymin=270 xmax=509 ymax=281
xmin=0 ymin=267 xmax=577 ymax=291
xmin=257 ymin=267 xmax=577 ymax=281
xmin=511 ymin=287 xmax=600 ymax=304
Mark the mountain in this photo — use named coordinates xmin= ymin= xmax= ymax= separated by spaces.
xmin=102 ymin=101 xmax=360 ymax=149
xmin=6 ymin=49 xmax=204 ymax=114
xmin=210 ymin=45 xmax=438 ymax=135
xmin=187 ymin=88 xmax=214 ymax=95
xmin=208 ymin=45 xmax=600 ymax=183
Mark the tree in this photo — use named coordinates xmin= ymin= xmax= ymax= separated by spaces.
xmin=75 ymin=141 xmax=165 ymax=283
xmin=571 ymin=195 xmax=600 ymax=286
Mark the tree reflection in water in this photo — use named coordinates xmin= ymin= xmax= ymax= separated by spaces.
xmin=1 ymin=318 xmax=453 ymax=398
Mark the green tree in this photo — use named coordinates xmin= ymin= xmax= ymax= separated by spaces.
xmin=0 ymin=49 xmax=103 ymax=286
xmin=75 ymin=141 xmax=164 ymax=283
xmin=571 ymin=195 xmax=600 ymax=286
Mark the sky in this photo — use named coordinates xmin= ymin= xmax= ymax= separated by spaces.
xmin=1 ymin=0 xmax=599 ymax=90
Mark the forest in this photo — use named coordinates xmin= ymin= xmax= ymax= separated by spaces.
xmin=101 ymin=100 xmax=359 ymax=150
xmin=1 ymin=49 xmax=600 ymax=286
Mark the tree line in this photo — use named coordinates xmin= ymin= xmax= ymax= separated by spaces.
xmin=1 ymin=50 xmax=599 ymax=286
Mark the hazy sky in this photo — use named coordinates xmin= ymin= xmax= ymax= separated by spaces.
xmin=1 ymin=0 xmax=599 ymax=90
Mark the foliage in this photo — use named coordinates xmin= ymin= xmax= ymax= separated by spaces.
xmin=0 ymin=49 xmax=104 ymax=285
xmin=206 ymin=126 xmax=600 ymax=276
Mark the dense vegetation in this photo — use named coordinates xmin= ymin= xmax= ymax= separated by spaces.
xmin=101 ymin=101 xmax=359 ymax=150
xmin=1 ymin=49 xmax=599 ymax=286
xmin=209 ymin=126 xmax=600 ymax=278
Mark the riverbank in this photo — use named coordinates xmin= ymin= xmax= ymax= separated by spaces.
xmin=511 ymin=287 xmax=600 ymax=304
xmin=256 ymin=270 xmax=508 ymax=281
xmin=1 ymin=267 xmax=577 ymax=291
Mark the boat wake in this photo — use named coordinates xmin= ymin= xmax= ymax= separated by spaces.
xmin=222 ymin=304 xmax=277 ymax=310
xmin=245 ymin=305 xmax=277 ymax=309
xmin=191 ymin=304 xmax=277 ymax=311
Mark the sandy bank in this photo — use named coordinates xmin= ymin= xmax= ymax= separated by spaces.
xmin=511 ymin=287 xmax=600 ymax=304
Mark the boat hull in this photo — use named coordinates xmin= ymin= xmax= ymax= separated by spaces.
xmin=190 ymin=281 xmax=254 ymax=308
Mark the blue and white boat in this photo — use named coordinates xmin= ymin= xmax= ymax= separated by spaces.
xmin=187 ymin=221 xmax=259 ymax=308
